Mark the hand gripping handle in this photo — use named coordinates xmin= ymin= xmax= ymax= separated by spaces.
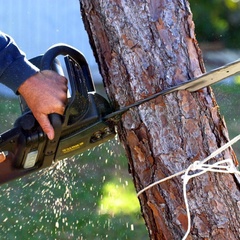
xmin=41 ymin=43 xmax=95 ymax=93
xmin=41 ymin=44 xmax=97 ymax=126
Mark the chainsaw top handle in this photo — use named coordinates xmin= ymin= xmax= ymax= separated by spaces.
xmin=41 ymin=43 xmax=95 ymax=92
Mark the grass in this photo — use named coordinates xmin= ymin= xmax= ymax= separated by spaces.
xmin=0 ymin=140 xmax=148 ymax=239
xmin=0 ymin=81 xmax=240 ymax=239
xmin=0 ymin=96 xmax=21 ymax=132
xmin=213 ymin=81 xmax=240 ymax=158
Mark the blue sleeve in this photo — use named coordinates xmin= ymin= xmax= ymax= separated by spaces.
xmin=0 ymin=31 xmax=39 ymax=93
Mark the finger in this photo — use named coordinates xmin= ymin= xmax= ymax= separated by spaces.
xmin=0 ymin=152 xmax=6 ymax=163
xmin=36 ymin=114 xmax=55 ymax=140
xmin=48 ymin=103 xmax=65 ymax=116
xmin=59 ymin=75 xmax=68 ymax=87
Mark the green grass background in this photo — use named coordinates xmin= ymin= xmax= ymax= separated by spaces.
xmin=0 ymin=81 xmax=239 ymax=239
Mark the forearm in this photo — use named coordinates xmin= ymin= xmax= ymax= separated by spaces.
xmin=0 ymin=31 xmax=39 ymax=93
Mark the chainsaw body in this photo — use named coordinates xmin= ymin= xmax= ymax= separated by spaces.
xmin=0 ymin=44 xmax=116 ymax=184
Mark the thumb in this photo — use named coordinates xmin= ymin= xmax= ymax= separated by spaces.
xmin=36 ymin=114 xmax=55 ymax=140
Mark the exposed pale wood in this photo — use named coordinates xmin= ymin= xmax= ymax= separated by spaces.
xmin=80 ymin=1 xmax=240 ymax=239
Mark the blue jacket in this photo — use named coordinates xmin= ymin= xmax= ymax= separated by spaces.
xmin=0 ymin=31 xmax=38 ymax=93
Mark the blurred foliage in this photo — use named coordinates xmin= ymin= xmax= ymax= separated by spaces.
xmin=189 ymin=0 xmax=240 ymax=48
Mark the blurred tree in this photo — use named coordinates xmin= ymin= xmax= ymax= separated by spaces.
xmin=189 ymin=0 xmax=240 ymax=48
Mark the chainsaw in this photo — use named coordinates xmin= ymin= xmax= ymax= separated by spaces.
xmin=0 ymin=43 xmax=240 ymax=185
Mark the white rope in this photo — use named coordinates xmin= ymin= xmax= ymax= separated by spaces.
xmin=137 ymin=134 xmax=240 ymax=239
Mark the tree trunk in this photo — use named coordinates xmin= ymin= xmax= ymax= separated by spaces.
xmin=80 ymin=1 xmax=240 ymax=239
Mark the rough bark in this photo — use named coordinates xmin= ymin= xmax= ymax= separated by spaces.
xmin=80 ymin=1 xmax=240 ymax=239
